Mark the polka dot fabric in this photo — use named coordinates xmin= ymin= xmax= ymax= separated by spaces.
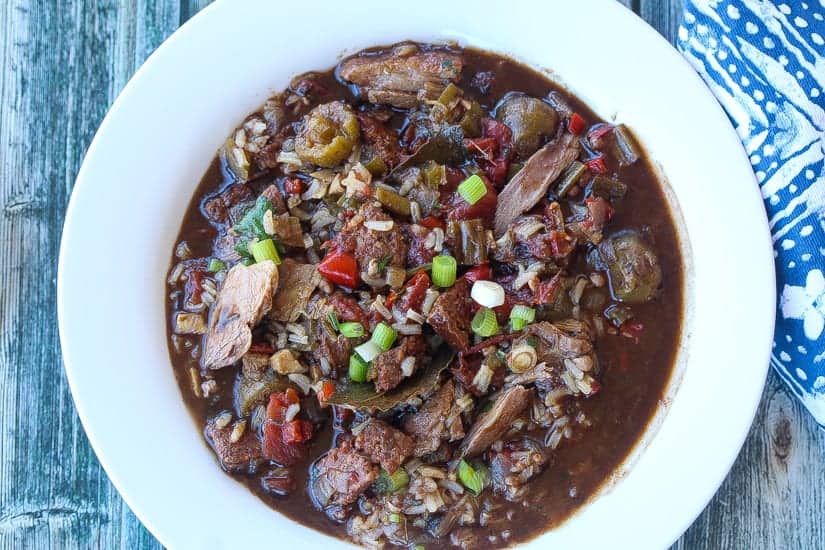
xmin=679 ymin=0 xmax=825 ymax=425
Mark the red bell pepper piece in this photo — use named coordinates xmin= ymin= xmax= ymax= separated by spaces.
xmin=317 ymin=249 xmax=359 ymax=288
xmin=398 ymin=271 xmax=430 ymax=313
xmin=284 ymin=177 xmax=304 ymax=195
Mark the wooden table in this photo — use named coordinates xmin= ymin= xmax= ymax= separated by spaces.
xmin=1 ymin=1 xmax=822 ymax=548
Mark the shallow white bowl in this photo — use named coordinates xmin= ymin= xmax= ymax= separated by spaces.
xmin=58 ymin=0 xmax=776 ymax=548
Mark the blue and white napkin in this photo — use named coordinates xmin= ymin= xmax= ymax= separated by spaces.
xmin=678 ymin=0 xmax=825 ymax=426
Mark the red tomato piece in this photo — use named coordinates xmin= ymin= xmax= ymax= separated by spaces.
xmin=463 ymin=263 xmax=492 ymax=284
xmin=398 ymin=271 xmax=430 ymax=313
xmin=448 ymin=176 xmax=498 ymax=224
xmin=262 ymin=420 xmax=306 ymax=466
xmin=282 ymin=419 xmax=313 ymax=444
xmin=284 ymin=177 xmax=304 ymax=195
xmin=585 ymin=156 xmax=609 ymax=175
xmin=419 ymin=216 xmax=446 ymax=230
xmin=568 ymin=113 xmax=586 ymax=135
xmin=317 ymin=249 xmax=359 ymax=288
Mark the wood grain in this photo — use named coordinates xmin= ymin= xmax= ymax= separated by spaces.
xmin=1 ymin=1 xmax=822 ymax=549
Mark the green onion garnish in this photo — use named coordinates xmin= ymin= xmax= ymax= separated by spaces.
xmin=327 ymin=312 xmax=340 ymax=332
xmin=510 ymin=305 xmax=536 ymax=322
xmin=348 ymin=353 xmax=369 ymax=383
xmin=373 ymin=468 xmax=410 ymax=494
xmin=371 ymin=322 xmax=397 ymax=351
xmin=457 ymin=174 xmax=487 ymax=205
xmin=355 ymin=340 xmax=382 ymax=363
xmin=431 ymin=255 xmax=457 ymax=288
xmin=339 ymin=322 xmax=364 ymax=338
xmin=388 ymin=513 xmax=401 ymax=523
xmin=250 ymin=238 xmax=281 ymax=265
xmin=414 ymin=546 xmax=425 ymax=550
xmin=511 ymin=317 xmax=526 ymax=331
xmin=457 ymin=459 xmax=487 ymax=496
xmin=207 ymin=258 xmax=226 ymax=273
xmin=471 ymin=308 xmax=498 ymax=337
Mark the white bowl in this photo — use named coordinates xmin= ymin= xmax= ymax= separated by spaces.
xmin=57 ymin=0 xmax=776 ymax=548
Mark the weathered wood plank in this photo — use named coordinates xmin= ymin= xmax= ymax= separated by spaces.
xmin=0 ymin=1 xmax=185 ymax=548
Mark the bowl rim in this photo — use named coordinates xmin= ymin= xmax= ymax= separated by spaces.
xmin=57 ymin=1 xmax=775 ymax=548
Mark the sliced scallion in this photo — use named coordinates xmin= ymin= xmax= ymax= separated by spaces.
xmin=373 ymin=468 xmax=410 ymax=494
xmin=556 ymin=161 xmax=586 ymax=197
xmin=371 ymin=322 xmax=397 ymax=351
xmin=339 ymin=322 xmax=364 ymax=338
xmin=457 ymin=459 xmax=487 ymax=496
xmin=511 ymin=317 xmax=526 ymax=331
xmin=250 ymin=238 xmax=281 ymax=265
xmin=327 ymin=312 xmax=340 ymax=332
xmin=457 ymin=174 xmax=487 ymax=205
xmin=348 ymin=353 xmax=369 ymax=382
xmin=355 ymin=340 xmax=382 ymax=363
xmin=207 ymin=258 xmax=226 ymax=273
xmin=510 ymin=305 xmax=536 ymax=323
xmin=471 ymin=308 xmax=498 ymax=337
xmin=432 ymin=255 xmax=457 ymax=288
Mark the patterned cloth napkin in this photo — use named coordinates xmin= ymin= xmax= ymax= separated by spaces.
xmin=677 ymin=0 xmax=825 ymax=426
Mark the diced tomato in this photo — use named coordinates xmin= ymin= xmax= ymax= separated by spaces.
xmin=326 ymin=293 xmax=370 ymax=326
xmin=533 ymin=273 xmax=562 ymax=305
xmin=464 ymin=137 xmax=498 ymax=159
xmin=318 ymin=380 xmax=336 ymax=404
xmin=419 ymin=216 xmax=446 ymax=230
xmin=527 ymin=230 xmax=576 ymax=260
xmin=266 ymin=392 xmax=288 ymax=422
xmin=448 ymin=176 xmax=498 ymax=224
xmin=463 ymin=263 xmax=492 ymax=284
xmin=184 ymin=269 xmax=207 ymax=306
xmin=262 ymin=420 xmax=306 ymax=466
xmin=483 ymin=156 xmax=510 ymax=185
xmin=317 ymin=249 xmax=359 ymax=288
xmin=585 ymin=155 xmax=608 ymax=175
xmin=587 ymin=123 xmax=614 ymax=143
xmin=398 ymin=271 xmax=430 ymax=313
xmin=284 ymin=388 xmax=300 ymax=404
xmin=282 ymin=419 xmax=313 ymax=444
xmin=445 ymin=167 xmax=466 ymax=190
xmin=620 ymin=321 xmax=644 ymax=344
xmin=284 ymin=177 xmax=304 ymax=195
xmin=568 ymin=113 xmax=586 ymax=135
xmin=385 ymin=290 xmax=400 ymax=309
xmin=582 ymin=197 xmax=615 ymax=232
xmin=482 ymin=118 xmax=513 ymax=154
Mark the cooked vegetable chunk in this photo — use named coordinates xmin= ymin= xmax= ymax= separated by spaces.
xmin=597 ymin=230 xmax=663 ymax=303
xmin=295 ymin=101 xmax=359 ymax=167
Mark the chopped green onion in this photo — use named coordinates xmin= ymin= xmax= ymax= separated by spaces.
xmin=457 ymin=459 xmax=487 ymax=496
xmin=432 ymin=255 xmax=457 ymax=288
xmin=241 ymin=257 xmax=255 ymax=266
xmin=457 ymin=174 xmax=487 ymax=205
xmin=371 ymin=322 xmax=397 ymax=351
xmin=250 ymin=238 xmax=281 ymax=265
xmin=339 ymin=322 xmax=364 ymax=338
xmin=348 ymin=353 xmax=369 ymax=382
xmin=388 ymin=513 xmax=401 ymax=523
xmin=414 ymin=546 xmax=425 ymax=550
xmin=207 ymin=258 xmax=226 ymax=273
xmin=373 ymin=468 xmax=409 ymax=494
xmin=327 ymin=312 xmax=340 ymax=332
xmin=511 ymin=317 xmax=526 ymax=331
xmin=471 ymin=308 xmax=499 ymax=337
xmin=556 ymin=161 xmax=586 ymax=197
xmin=510 ymin=305 xmax=536 ymax=323
xmin=355 ymin=340 xmax=382 ymax=363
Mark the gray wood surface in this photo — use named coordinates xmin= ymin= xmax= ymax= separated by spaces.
xmin=0 ymin=1 xmax=821 ymax=548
